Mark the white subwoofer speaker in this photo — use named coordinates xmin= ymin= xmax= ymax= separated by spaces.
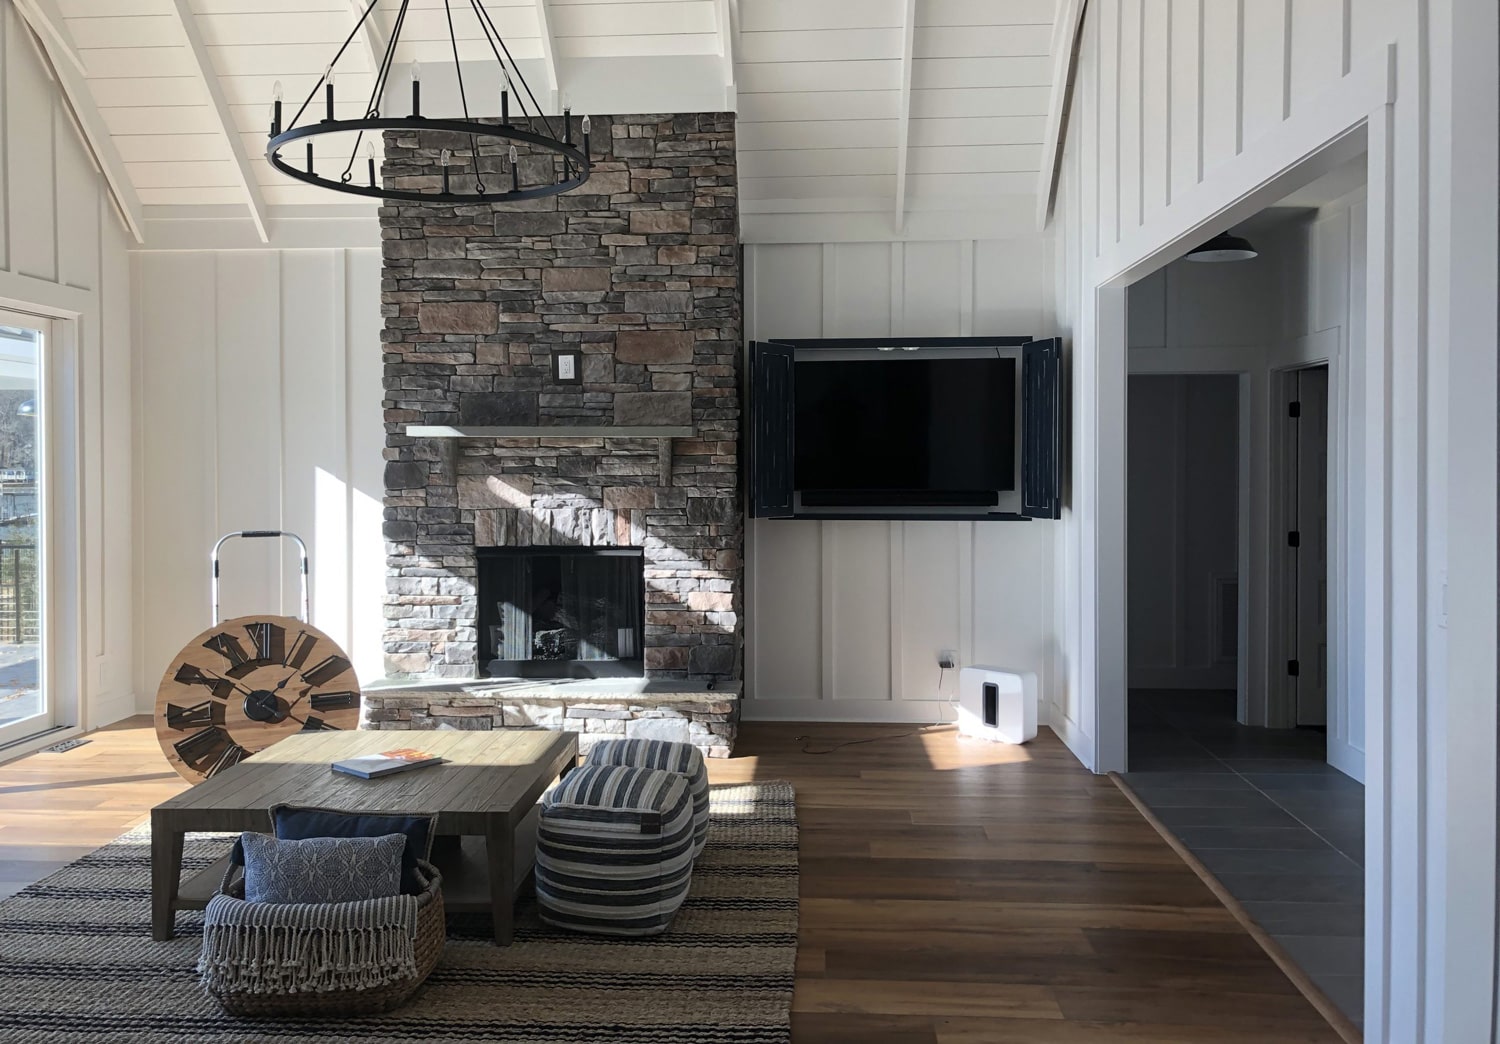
xmin=957 ymin=666 xmax=1038 ymax=744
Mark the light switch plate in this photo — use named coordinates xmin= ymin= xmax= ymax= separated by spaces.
xmin=553 ymin=348 xmax=582 ymax=384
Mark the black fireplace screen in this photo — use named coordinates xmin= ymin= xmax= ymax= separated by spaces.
xmin=477 ymin=547 xmax=645 ymax=678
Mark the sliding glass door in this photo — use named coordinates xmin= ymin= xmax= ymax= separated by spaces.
xmin=0 ymin=312 xmax=47 ymax=746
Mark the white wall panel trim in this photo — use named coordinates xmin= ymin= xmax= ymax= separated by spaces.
xmin=1098 ymin=44 xmax=1391 ymax=286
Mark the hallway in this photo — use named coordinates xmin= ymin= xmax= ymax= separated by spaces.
xmin=1124 ymin=690 xmax=1364 ymax=1030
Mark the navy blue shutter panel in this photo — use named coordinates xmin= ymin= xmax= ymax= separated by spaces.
xmin=749 ymin=342 xmax=795 ymax=517
xmin=1021 ymin=337 xmax=1064 ymax=519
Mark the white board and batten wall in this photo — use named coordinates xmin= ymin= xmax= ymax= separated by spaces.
xmin=1051 ymin=0 xmax=1497 ymax=1036
xmin=0 ymin=4 xmax=136 ymax=738
xmin=132 ymin=250 xmax=385 ymax=703
xmin=743 ymin=238 xmax=1061 ymax=725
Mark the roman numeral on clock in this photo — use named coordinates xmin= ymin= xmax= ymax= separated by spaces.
xmin=173 ymin=664 xmax=234 ymax=701
xmin=284 ymin=630 xmax=317 ymax=669
xmin=165 ymin=700 xmax=225 ymax=731
xmin=244 ymin=620 xmax=285 ymax=665
xmin=301 ymin=655 xmax=351 ymax=689
xmin=310 ymin=690 xmax=358 ymax=712
xmin=172 ymin=726 xmax=242 ymax=774
xmin=202 ymin=631 xmax=250 ymax=668
xmin=206 ymin=742 xmax=249 ymax=777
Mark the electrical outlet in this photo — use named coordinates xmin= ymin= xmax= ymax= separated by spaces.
xmin=552 ymin=349 xmax=582 ymax=385
xmin=938 ymin=649 xmax=957 ymax=670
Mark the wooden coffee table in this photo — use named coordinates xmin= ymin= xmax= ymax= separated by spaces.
xmin=150 ymin=729 xmax=578 ymax=945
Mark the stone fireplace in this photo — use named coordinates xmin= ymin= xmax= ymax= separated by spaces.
xmin=370 ymin=112 xmax=742 ymax=755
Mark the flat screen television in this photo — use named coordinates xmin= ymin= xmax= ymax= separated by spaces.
xmin=793 ymin=355 xmax=1016 ymax=505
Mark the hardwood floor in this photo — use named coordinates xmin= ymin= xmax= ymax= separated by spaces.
xmin=0 ymin=717 xmax=1342 ymax=1042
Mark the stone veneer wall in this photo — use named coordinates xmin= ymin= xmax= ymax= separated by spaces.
xmin=379 ymin=113 xmax=742 ymax=686
xmin=362 ymin=687 xmax=741 ymax=758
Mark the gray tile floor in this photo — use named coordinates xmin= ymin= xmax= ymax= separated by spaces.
xmin=1124 ymin=689 xmax=1364 ymax=1030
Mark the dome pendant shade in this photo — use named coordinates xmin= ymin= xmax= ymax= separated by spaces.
xmin=1186 ymin=232 xmax=1259 ymax=262
xmin=266 ymin=0 xmax=589 ymax=204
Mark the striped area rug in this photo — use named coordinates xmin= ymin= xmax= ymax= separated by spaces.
xmin=0 ymin=781 xmax=796 ymax=1043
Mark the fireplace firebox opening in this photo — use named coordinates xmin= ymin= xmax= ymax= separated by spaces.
xmin=477 ymin=546 xmax=646 ymax=679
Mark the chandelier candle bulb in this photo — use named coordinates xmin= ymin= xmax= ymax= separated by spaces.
xmin=410 ymin=60 xmax=421 ymax=117
xmin=440 ymin=148 xmax=451 ymax=194
xmin=305 ymin=142 xmax=314 ymax=172
xmin=365 ymin=141 xmax=376 ymax=186
xmin=270 ymin=80 xmax=282 ymax=136
xmin=324 ymin=69 xmax=335 ymax=121
xmin=509 ymin=144 xmax=519 ymax=191
xmin=582 ymin=114 xmax=591 ymax=155
xmin=563 ymin=107 xmax=572 ymax=144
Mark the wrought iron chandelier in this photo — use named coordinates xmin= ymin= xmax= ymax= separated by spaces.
xmin=266 ymin=0 xmax=591 ymax=204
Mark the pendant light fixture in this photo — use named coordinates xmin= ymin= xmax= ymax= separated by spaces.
xmin=266 ymin=0 xmax=590 ymax=204
xmin=1185 ymin=231 xmax=1259 ymax=262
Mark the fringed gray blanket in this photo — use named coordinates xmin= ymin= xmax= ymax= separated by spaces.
xmin=198 ymin=892 xmax=419 ymax=996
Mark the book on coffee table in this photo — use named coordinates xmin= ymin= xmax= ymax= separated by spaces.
xmin=332 ymin=748 xmax=445 ymax=779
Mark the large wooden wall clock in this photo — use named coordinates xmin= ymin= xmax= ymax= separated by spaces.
xmin=155 ymin=615 xmax=361 ymax=781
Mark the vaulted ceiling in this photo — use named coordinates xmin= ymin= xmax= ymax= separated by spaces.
xmin=32 ymin=0 xmax=1070 ymax=244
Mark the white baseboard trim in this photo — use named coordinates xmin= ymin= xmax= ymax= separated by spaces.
xmin=87 ymin=692 xmax=138 ymax=732
xmin=1047 ymin=702 xmax=1095 ymax=772
xmin=1325 ymin=736 xmax=1365 ymax=783
xmin=740 ymin=699 xmax=957 ymax=724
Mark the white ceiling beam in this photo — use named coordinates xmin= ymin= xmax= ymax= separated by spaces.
xmin=11 ymin=4 xmax=145 ymax=244
xmin=11 ymin=0 xmax=84 ymax=79
xmin=1036 ymin=0 xmax=1087 ymax=229
xmin=892 ymin=0 xmax=916 ymax=234
xmin=348 ymin=0 xmax=389 ymax=78
xmin=715 ymin=0 xmax=738 ymax=110
xmin=168 ymin=0 xmax=270 ymax=243
xmin=533 ymin=0 xmax=559 ymax=111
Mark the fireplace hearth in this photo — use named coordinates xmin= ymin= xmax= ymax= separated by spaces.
xmin=479 ymin=547 xmax=644 ymax=679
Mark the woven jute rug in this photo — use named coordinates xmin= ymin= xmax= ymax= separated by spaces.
xmin=0 ymin=780 xmax=797 ymax=1043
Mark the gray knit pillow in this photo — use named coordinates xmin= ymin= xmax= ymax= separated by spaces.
xmin=240 ymin=831 xmax=405 ymax=905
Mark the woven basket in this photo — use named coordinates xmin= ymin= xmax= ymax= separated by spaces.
xmin=204 ymin=859 xmax=446 ymax=1017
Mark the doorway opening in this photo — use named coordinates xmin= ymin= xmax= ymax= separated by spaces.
xmin=0 ymin=313 xmax=48 ymax=749
xmin=1119 ymin=162 xmax=1367 ymax=1031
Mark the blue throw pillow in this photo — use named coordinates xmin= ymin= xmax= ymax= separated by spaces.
xmin=240 ymin=831 xmax=405 ymax=904
xmin=269 ymin=805 xmax=438 ymax=895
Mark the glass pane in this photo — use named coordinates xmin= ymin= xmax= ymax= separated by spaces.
xmin=0 ymin=324 xmax=41 ymax=732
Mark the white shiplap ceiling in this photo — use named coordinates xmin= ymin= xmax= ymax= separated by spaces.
xmin=29 ymin=0 xmax=1066 ymax=244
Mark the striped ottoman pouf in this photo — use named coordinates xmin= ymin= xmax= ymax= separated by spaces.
xmin=535 ymin=763 xmax=697 ymax=937
xmin=587 ymin=738 xmax=711 ymax=856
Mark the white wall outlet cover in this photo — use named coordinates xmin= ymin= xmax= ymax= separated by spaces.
xmin=556 ymin=353 xmax=577 ymax=380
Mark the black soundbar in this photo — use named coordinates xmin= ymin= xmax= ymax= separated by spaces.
xmin=799 ymin=489 xmax=1001 ymax=508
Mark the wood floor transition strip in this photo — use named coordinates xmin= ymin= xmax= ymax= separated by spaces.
xmin=1109 ymin=771 xmax=1363 ymax=1044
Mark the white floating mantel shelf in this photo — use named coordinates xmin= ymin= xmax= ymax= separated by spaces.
xmin=406 ymin=425 xmax=696 ymax=439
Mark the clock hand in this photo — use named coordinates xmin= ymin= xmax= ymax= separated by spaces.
xmin=203 ymin=669 xmax=257 ymax=700
xmin=285 ymin=685 xmax=314 ymax=712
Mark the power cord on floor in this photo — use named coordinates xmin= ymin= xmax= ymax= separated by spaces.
xmin=794 ymin=723 xmax=955 ymax=755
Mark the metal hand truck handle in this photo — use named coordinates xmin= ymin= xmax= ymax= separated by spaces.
xmin=211 ymin=531 xmax=310 ymax=625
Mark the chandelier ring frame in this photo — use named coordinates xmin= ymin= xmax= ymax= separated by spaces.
xmin=267 ymin=117 xmax=592 ymax=204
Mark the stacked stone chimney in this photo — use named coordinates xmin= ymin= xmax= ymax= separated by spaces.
xmin=378 ymin=113 xmax=743 ymax=687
